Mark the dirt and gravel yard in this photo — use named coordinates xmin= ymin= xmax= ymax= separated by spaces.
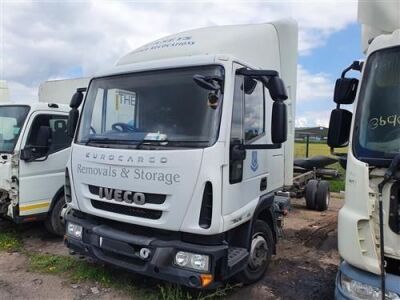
xmin=0 ymin=194 xmax=342 ymax=300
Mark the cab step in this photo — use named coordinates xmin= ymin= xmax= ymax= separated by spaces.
xmin=227 ymin=247 xmax=249 ymax=275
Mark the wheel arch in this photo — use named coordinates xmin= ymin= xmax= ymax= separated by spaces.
xmin=48 ymin=186 xmax=64 ymax=214
xmin=252 ymin=192 xmax=278 ymax=254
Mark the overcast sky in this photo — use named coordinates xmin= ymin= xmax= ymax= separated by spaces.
xmin=0 ymin=0 xmax=360 ymax=127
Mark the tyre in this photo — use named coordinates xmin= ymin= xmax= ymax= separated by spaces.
xmin=315 ymin=180 xmax=330 ymax=211
xmin=236 ymin=220 xmax=274 ymax=285
xmin=305 ymin=179 xmax=318 ymax=210
xmin=44 ymin=195 xmax=67 ymax=236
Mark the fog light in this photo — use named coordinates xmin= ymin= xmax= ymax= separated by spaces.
xmin=340 ymin=273 xmax=400 ymax=300
xmin=67 ymin=222 xmax=83 ymax=240
xmin=174 ymin=251 xmax=210 ymax=272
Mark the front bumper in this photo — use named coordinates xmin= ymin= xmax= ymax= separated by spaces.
xmin=64 ymin=210 xmax=248 ymax=289
xmin=335 ymin=261 xmax=400 ymax=299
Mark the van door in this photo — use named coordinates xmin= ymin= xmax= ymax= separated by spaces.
xmin=18 ymin=112 xmax=71 ymax=216
xmin=223 ymin=64 xmax=284 ymax=219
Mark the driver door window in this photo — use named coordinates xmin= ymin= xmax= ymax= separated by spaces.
xmin=26 ymin=114 xmax=71 ymax=156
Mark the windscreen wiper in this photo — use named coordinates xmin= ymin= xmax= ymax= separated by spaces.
xmin=135 ymin=140 xmax=210 ymax=149
xmin=84 ymin=138 xmax=139 ymax=146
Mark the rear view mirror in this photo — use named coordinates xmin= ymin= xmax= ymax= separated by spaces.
xmin=334 ymin=78 xmax=359 ymax=105
xmin=70 ymin=89 xmax=85 ymax=109
xmin=243 ymin=77 xmax=257 ymax=94
xmin=327 ymin=109 xmax=352 ymax=148
xmin=22 ymin=126 xmax=52 ymax=161
xmin=266 ymin=76 xmax=288 ymax=101
xmin=193 ymin=74 xmax=222 ymax=91
xmin=271 ymin=101 xmax=287 ymax=144
xmin=67 ymin=109 xmax=79 ymax=138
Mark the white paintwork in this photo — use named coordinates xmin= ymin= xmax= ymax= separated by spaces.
xmin=69 ymin=20 xmax=297 ymax=235
xmin=358 ymin=1 xmax=400 ymax=53
xmin=338 ymin=2 xmax=400 ymax=276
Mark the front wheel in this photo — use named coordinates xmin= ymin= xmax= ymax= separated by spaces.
xmin=235 ymin=220 xmax=274 ymax=285
xmin=44 ymin=195 xmax=67 ymax=236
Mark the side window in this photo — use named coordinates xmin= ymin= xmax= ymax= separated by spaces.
xmin=26 ymin=114 xmax=71 ymax=155
xmin=229 ymin=75 xmax=244 ymax=184
xmin=230 ymin=76 xmax=244 ymax=143
xmin=244 ymin=82 xmax=265 ymax=143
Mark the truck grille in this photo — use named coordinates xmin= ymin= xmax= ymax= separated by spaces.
xmin=88 ymin=185 xmax=166 ymax=205
xmin=91 ymin=200 xmax=162 ymax=220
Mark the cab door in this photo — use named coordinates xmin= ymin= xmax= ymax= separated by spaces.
xmin=18 ymin=111 xmax=71 ymax=216
xmin=223 ymin=64 xmax=284 ymax=218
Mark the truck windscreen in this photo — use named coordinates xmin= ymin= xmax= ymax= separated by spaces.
xmin=0 ymin=105 xmax=29 ymax=153
xmin=76 ymin=66 xmax=224 ymax=148
xmin=353 ymin=47 xmax=400 ymax=163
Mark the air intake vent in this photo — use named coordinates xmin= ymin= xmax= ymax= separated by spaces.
xmin=199 ymin=182 xmax=213 ymax=229
xmin=65 ymin=168 xmax=72 ymax=203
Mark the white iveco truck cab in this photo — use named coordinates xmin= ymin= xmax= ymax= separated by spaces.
xmin=65 ymin=20 xmax=297 ymax=288
xmin=0 ymin=78 xmax=88 ymax=236
xmin=329 ymin=2 xmax=400 ymax=299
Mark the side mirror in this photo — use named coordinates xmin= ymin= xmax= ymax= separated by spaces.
xmin=271 ymin=101 xmax=287 ymax=144
xmin=327 ymin=108 xmax=352 ymax=148
xmin=67 ymin=109 xmax=79 ymax=138
xmin=70 ymin=90 xmax=84 ymax=108
xmin=193 ymin=74 xmax=222 ymax=91
xmin=20 ymin=148 xmax=33 ymax=161
xmin=334 ymin=78 xmax=359 ymax=105
xmin=21 ymin=126 xmax=52 ymax=161
xmin=266 ymin=76 xmax=288 ymax=101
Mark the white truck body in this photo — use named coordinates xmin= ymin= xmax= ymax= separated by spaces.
xmin=0 ymin=78 xmax=88 ymax=235
xmin=334 ymin=1 xmax=400 ymax=299
xmin=65 ymin=20 xmax=297 ymax=288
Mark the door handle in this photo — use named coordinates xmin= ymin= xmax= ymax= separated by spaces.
xmin=260 ymin=177 xmax=267 ymax=191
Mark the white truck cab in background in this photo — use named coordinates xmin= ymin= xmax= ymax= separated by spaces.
xmin=65 ymin=20 xmax=297 ymax=288
xmin=0 ymin=78 xmax=88 ymax=235
xmin=329 ymin=1 xmax=400 ymax=299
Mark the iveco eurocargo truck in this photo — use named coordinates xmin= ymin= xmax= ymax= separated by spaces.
xmin=64 ymin=20 xmax=297 ymax=288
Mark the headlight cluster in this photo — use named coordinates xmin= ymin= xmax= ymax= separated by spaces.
xmin=340 ymin=273 xmax=400 ymax=300
xmin=174 ymin=251 xmax=210 ymax=272
xmin=67 ymin=222 xmax=83 ymax=240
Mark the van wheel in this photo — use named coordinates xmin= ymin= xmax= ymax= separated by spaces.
xmin=44 ymin=195 xmax=67 ymax=236
xmin=315 ymin=180 xmax=330 ymax=211
xmin=305 ymin=179 xmax=318 ymax=210
xmin=236 ymin=220 xmax=274 ymax=285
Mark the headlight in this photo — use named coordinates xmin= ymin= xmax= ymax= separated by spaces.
xmin=174 ymin=251 xmax=210 ymax=272
xmin=67 ymin=222 xmax=83 ymax=240
xmin=340 ymin=273 xmax=400 ymax=300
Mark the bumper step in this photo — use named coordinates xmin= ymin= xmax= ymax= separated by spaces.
xmin=227 ymin=247 xmax=248 ymax=271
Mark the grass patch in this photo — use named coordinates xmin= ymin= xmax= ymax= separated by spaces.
xmin=28 ymin=253 xmax=130 ymax=287
xmin=0 ymin=231 xmax=23 ymax=251
xmin=27 ymin=252 xmax=238 ymax=299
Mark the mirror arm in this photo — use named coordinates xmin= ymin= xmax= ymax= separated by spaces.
xmin=243 ymin=143 xmax=282 ymax=150
xmin=341 ymin=60 xmax=363 ymax=78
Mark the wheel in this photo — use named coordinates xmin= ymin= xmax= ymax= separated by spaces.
xmin=44 ymin=195 xmax=67 ymax=236
xmin=236 ymin=220 xmax=274 ymax=285
xmin=305 ymin=179 xmax=318 ymax=210
xmin=315 ymin=180 xmax=330 ymax=211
